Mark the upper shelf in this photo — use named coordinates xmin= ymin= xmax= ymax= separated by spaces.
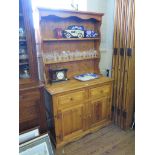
xmin=37 ymin=8 xmax=104 ymax=22
xmin=42 ymin=38 xmax=100 ymax=42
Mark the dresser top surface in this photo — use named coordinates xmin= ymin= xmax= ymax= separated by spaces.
xmin=45 ymin=76 xmax=113 ymax=95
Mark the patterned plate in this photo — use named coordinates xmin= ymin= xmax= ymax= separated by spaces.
xmin=74 ymin=73 xmax=99 ymax=81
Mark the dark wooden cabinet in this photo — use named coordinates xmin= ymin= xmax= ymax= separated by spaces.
xmin=19 ymin=83 xmax=47 ymax=133
xmin=19 ymin=0 xmax=47 ymax=133
xmin=19 ymin=0 xmax=38 ymax=82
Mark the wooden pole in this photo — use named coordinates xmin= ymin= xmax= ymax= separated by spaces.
xmin=122 ymin=0 xmax=135 ymax=129
xmin=112 ymin=0 xmax=135 ymax=128
xmin=117 ymin=0 xmax=129 ymax=126
xmin=112 ymin=0 xmax=118 ymax=120
xmin=115 ymin=0 xmax=124 ymax=124
xmin=119 ymin=0 xmax=131 ymax=128
xmin=124 ymin=0 xmax=135 ymax=129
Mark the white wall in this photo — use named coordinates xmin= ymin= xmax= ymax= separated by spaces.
xmin=87 ymin=0 xmax=115 ymax=77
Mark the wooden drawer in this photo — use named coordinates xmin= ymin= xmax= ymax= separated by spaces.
xmin=19 ymin=89 xmax=40 ymax=123
xmin=90 ymin=84 xmax=111 ymax=100
xmin=19 ymin=99 xmax=39 ymax=123
xmin=20 ymin=90 xmax=40 ymax=101
xmin=58 ymin=90 xmax=85 ymax=108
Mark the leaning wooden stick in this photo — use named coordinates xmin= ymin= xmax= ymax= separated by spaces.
xmin=112 ymin=0 xmax=119 ymax=121
xmin=119 ymin=0 xmax=131 ymax=128
xmin=122 ymin=0 xmax=135 ymax=129
xmin=114 ymin=0 xmax=122 ymax=124
xmin=115 ymin=0 xmax=124 ymax=125
xmin=121 ymin=0 xmax=132 ymax=129
xmin=117 ymin=0 xmax=129 ymax=127
xmin=113 ymin=0 xmax=120 ymax=124
xmin=125 ymin=0 xmax=135 ymax=129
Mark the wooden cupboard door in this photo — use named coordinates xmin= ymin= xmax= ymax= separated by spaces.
xmin=90 ymin=97 xmax=111 ymax=127
xmin=57 ymin=104 xmax=85 ymax=141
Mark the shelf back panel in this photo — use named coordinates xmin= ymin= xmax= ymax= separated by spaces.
xmin=37 ymin=9 xmax=103 ymax=84
xmin=44 ymin=59 xmax=100 ymax=83
xmin=42 ymin=41 xmax=96 ymax=52
xmin=40 ymin=18 xmax=99 ymax=39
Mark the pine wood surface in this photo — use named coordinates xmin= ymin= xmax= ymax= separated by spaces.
xmin=42 ymin=38 xmax=100 ymax=41
xmin=55 ymin=124 xmax=135 ymax=155
xmin=35 ymin=8 xmax=103 ymax=84
xmin=45 ymin=77 xmax=113 ymax=147
xmin=44 ymin=57 xmax=99 ymax=65
xmin=46 ymin=76 xmax=113 ymax=95
xmin=38 ymin=8 xmax=103 ymax=22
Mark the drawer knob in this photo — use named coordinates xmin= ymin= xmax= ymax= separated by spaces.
xmin=70 ymin=97 xmax=73 ymax=101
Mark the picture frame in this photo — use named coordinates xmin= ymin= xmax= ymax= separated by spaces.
xmin=19 ymin=126 xmax=40 ymax=144
xmin=19 ymin=133 xmax=54 ymax=155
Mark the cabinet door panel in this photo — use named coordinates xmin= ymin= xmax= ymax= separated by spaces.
xmin=58 ymin=104 xmax=84 ymax=141
xmin=62 ymin=110 xmax=73 ymax=136
xmin=90 ymin=97 xmax=111 ymax=127
xmin=72 ymin=107 xmax=83 ymax=132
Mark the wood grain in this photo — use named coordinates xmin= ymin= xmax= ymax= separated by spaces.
xmin=45 ymin=76 xmax=113 ymax=148
xmin=36 ymin=8 xmax=103 ymax=84
xmin=55 ymin=124 xmax=135 ymax=155
xmin=112 ymin=0 xmax=135 ymax=129
xmin=19 ymin=0 xmax=47 ymax=134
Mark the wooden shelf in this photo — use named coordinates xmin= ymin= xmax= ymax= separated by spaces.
xmin=42 ymin=38 xmax=100 ymax=42
xmin=39 ymin=9 xmax=103 ymax=83
xmin=19 ymin=13 xmax=23 ymax=17
xmin=44 ymin=57 xmax=99 ymax=64
xmin=19 ymin=39 xmax=27 ymax=42
xmin=19 ymin=62 xmax=29 ymax=66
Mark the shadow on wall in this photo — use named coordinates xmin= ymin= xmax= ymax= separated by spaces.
xmin=87 ymin=0 xmax=115 ymax=76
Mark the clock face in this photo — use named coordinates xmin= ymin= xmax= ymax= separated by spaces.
xmin=57 ymin=71 xmax=65 ymax=80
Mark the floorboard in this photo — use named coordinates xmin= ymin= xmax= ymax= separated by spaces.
xmin=55 ymin=124 xmax=135 ymax=155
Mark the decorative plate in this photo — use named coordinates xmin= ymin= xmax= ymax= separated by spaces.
xmin=74 ymin=73 xmax=99 ymax=81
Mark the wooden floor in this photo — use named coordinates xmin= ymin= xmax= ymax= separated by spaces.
xmin=55 ymin=124 xmax=135 ymax=155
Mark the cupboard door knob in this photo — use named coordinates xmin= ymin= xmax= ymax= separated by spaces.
xmin=70 ymin=97 xmax=73 ymax=101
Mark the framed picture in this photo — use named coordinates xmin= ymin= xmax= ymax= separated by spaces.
xmin=19 ymin=133 xmax=54 ymax=155
xmin=19 ymin=127 xmax=40 ymax=144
